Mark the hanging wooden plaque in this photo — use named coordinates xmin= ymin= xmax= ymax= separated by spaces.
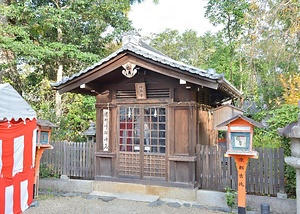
xmin=135 ymin=83 xmax=147 ymax=99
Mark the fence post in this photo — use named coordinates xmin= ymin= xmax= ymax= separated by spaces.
xmin=60 ymin=140 xmax=69 ymax=180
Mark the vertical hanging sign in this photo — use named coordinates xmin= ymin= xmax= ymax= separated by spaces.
xmin=103 ymin=109 xmax=109 ymax=151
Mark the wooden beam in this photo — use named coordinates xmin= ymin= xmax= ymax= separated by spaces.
xmin=55 ymin=51 xmax=220 ymax=94
xmin=56 ymin=53 xmax=128 ymax=94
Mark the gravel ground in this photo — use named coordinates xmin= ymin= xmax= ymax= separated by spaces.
xmin=24 ymin=193 xmax=229 ymax=214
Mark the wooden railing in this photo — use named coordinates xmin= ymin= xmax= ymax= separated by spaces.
xmin=196 ymin=145 xmax=285 ymax=195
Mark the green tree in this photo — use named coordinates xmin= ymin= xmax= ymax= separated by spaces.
xmin=205 ymin=0 xmax=250 ymax=82
xmin=239 ymin=0 xmax=299 ymax=109
xmin=149 ymin=30 xmax=243 ymax=90
xmin=0 ymin=0 xmax=139 ymax=141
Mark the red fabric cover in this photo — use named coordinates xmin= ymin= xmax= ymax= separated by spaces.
xmin=0 ymin=119 xmax=36 ymax=214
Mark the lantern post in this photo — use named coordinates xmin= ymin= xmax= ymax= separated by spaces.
xmin=217 ymin=114 xmax=264 ymax=214
xmin=34 ymin=119 xmax=57 ymax=197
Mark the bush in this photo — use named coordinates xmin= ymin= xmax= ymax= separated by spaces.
xmin=252 ymin=104 xmax=299 ymax=197
xmin=39 ymin=163 xmax=59 ymax=178
xmin=225 ymin=187 xmax=237 ymax=211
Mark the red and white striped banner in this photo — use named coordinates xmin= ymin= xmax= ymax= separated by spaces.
xmin=0 ymin=119 xmax=36 ymax=214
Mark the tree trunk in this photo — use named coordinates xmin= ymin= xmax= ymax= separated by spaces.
xmin=55 ymin=64 xmax=63 ymax=117
xmin=55 ymin=26 xmax=63 ymax=117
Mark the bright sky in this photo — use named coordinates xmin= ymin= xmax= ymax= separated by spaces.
xmin=128 ymin=0 xmax=220 ymax=36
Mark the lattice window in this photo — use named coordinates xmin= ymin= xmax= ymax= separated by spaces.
xmin=143 ymin=154 xmax=166 ymax=178
xmin=119 ymin=153 xmax=140 ymax=176
xmin=118 ymin=106 xmax=166 ymax=154
xmin=118 ymin=106 xmax=166 ymax=178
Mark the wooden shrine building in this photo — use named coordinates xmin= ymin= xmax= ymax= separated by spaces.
xmin=52 ymin=32 xmax=242 ymax=187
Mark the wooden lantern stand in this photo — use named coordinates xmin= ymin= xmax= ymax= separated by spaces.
xmin=34 ymin=144 xmax=53 ymax=197
xmin=225 ymin=152 xmax=258 ymax=213
xmin=34 ymin=119 xmax=56 ymax=197
xmin=218 ymin=114 xmax=264 ymax=214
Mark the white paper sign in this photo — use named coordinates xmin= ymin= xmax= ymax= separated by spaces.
xmin=103 ymin=109 xmax=109 ymax=151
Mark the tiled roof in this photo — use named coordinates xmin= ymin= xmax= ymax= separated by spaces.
xmin=51 ymin=34 xmax=242 ymax=98
xmin=217 ymin=114 xmax=265 ymax=128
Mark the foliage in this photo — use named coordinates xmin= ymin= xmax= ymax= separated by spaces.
xmin=53 ymin=94 xmax=96 ymax=142
xmin=205 ymin=0 xmax=250 ymax=83
xmin=39 ymin=163 xmax=59 ymax=178
xmin=252 ymin=104 xmax=299 ymax=197
xmin=0 ymin=0 xmax=134 ymax=141
xmin=224 ymin=187 xmax=237 ymax=211
xmin=279 ymin=74 xmax=300 ymax=105
xmin=252 ymin=104 xmax=299 ymax=149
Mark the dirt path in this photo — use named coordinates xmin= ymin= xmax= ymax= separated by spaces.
xmin=24 ymin=194 xmax=228 ymax=214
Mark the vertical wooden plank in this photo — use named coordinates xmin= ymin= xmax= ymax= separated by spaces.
xmin=87 ymin=142 xmax=90 ymax=178
xmin=231 ymin=156 xmax=237 ymax=191
xmin=76 ymin=142 xmax=79 ymax=177
xmin=199 ymin=145 xmax=204 ymax=189
xmin=258 ymin=147 xmax=264 ymax=194
xmin=209 ymin=146 xmax=213 ymax=190
xmin=70 ymin=142 xmax=73 ymax=177
xmin=60 ymin=141 xmax=63 ymax=175
xmin=67 ymin=141 xmax=70 ymax=177
xmin=74 ymin=142 xmax=77 ymax=177
xmin=206 ymin=145 xmax=209 ymax=189
xmin=217 ymin=147 xmax=223 ymax=191
xmin=63 ymin=141 xmax=67 ymax=175
xmin=86 ymin=142 xmax=89 ymax=178
xmin=71 ymin=142 xmax=75 ymax=177
xmin=196 ymin=144 xmax=200 ymax=188
xmin=221 ymin=147 xmax=227 ymax=191
xmin=212 ymin=146 xmax=216 ymax=190
xmin=90 ymin=142 xmax=94 ymax=178
xmin=274 ymin=148 xmax=278 ymax=194
xmin=203 ymin=145 xmax=207 ymax=189
xmin=279 ymin=148 xmax=285 ymax=193
xmin=263 ymin=147 xmax=269 ymax=194
xmin=79 ymin=142 xmax=82 ymax=177
xmin=83 ymin=142 xmax=86 ymax=178
xmin=75 ymin=142 xmax=78 ymax=177
xmin=55 ymin=142 xmax=59 ymax=175
xmin=254 ymin=149 xmax=259 ymax=194
xmin=248 ymin=158 xmax=254 ymax=193
xmin=83 ymin=142 xmax=85 ymax=178
xmin=269 ymin=148 xmax=274 ymax=195
xmin=85 ymin=142 xmax=89 ymax=178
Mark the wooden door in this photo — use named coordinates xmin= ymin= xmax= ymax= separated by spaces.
xmin=118 ymin=106 xmax=166 ymax=179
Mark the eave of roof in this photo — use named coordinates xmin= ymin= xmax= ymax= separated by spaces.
xmin=37 ymin=119 xmax=58 ymax=128
xmin=217 ymin=114 xmax=264 ymax=128
xmin=51 ymin=34 xmax=242 ymax=99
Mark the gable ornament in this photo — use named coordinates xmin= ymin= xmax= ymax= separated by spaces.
xmin=122 ymin=62 xmax=137 ymax=78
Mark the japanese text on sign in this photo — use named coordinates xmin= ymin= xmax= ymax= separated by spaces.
xmin=103 ymin=109 xmax=109 ymax=151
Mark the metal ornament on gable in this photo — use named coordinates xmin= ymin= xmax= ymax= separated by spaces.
xmin=122 ymin=62 xmax=138 ymax=78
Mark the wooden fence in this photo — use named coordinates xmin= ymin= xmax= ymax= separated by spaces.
xmin=196 ymin=145 xmax=285 ymax=195
xmin=41 ymin=142 xmax=285 ymax=195
xmin=41 ymin=141 xmax=94 ymax=179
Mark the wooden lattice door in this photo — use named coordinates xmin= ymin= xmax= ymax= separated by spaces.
xmin=118 ymin=106 xmax=166 ymax=179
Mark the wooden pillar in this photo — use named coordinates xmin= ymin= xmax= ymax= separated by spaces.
xmin=168 ymin=102 xmax=198 ymax=186
xmin=226 ymin=154 xmax=257 ymax=214
xmin=34 ymin=145 xmax=53 ymax=197
xmin=234 ymin=155 xmax=249 ymax=214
